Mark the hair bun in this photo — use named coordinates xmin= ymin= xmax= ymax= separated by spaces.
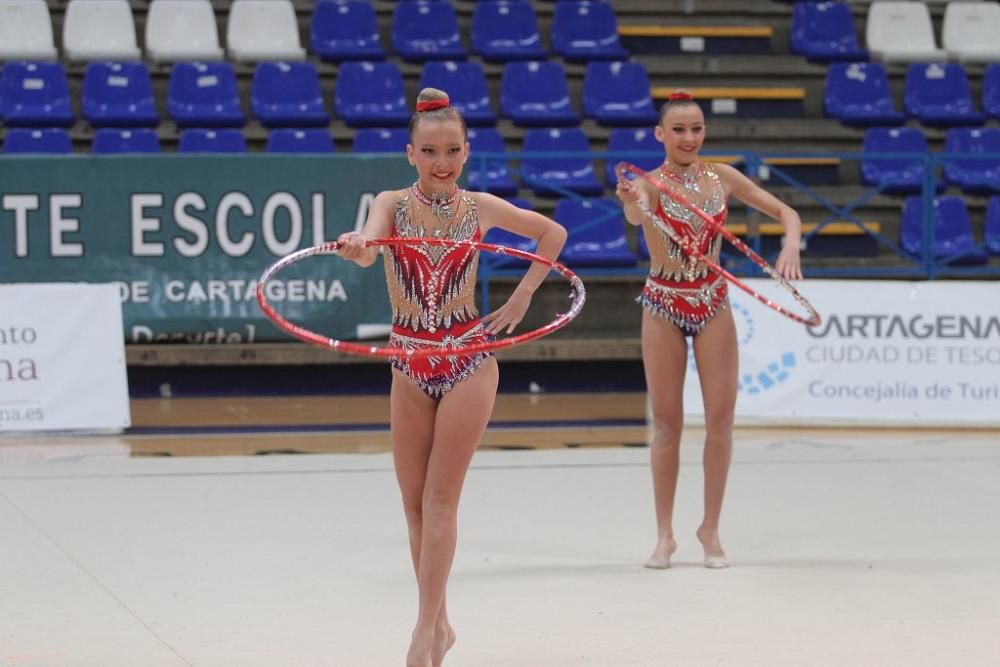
xmin=668 ymin=90 xmax=694 ymax=102
xmin=416 ymin=98 xmax=450 ymax=112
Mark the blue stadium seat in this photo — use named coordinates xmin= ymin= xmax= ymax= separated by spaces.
xmin=551 ymin=0 xmax=628 ymax=62
xmin=466 ymin=127 xmax=516 ymax=196
xmin=0 ymin=62 xmax=74 ymax=127
xmin=2 ymin=128 xmax=72 ymax=153
xmin=501 ymin=61 xmax=580 ymax=127
xmin=352 ymin=128 xmax=409 ymax=152
xmin=335 ymin=61 xmax=410 ymax=127
xmin=901 ymin=195 xmax=988 ymax=264
xmin=521 ymin=128 xmax=603 ymax=196
xmin=392 ymin=1 xmax=467 ymax=62
xmin=419 ymin=61 xmax=496 ymax=126
xmin=471 ymin=0 xmax=545 ymax=62
xmin=82 ymin=62 xmax=158 ymax=128
xmin=860 ymin=127 xmax=937 ymax=195
xmin=790 ymin=1 xmax=868 ymax=63
xmin=481 ymin=225 xmax=535 ymax=267
xmin=555 ymin=197 xmax=637 ymax=267
xmin=942 ymin=127 xmax=1000 ymax=194
xmin=168 ymin=62 xmax=245 ymax=128
xmin=583 ymin=61 xmax=658 ymax=127
xmin=267 ymin=128 xmax=335 ymax=153
xmin=91 ymin=128 xmax=161 ymax=153
xmin=904 ymin=63 xmax=984 ymax=127
xmin=983 ymin=64 xmax=1000 ymax=119
xmin=823 ymin=62 xmax=905 ymax=126
xmin=311 ymin=0 xmax=386 ymax=62
xmin=604 ymin=127 xmax=663 ymax=186
xmin=179 ymin=129 xmax=248 ymax=153
xmin=986 ymin=196 xmax=1000 ymax=255
xmin=482 ymin=199 xmax=537 ymax=267
xmin=252 ymin=62 xmax=329 ymax=128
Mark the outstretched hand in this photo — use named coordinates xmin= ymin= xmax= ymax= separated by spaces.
xmin=337 ymin=231 xmax=368 ymax=262
xmin=482 ymin=288 xmax=531 ymax=336
xmin=615 ymin=177 xmax=642 ymax=206
xmin=775 ymin=244 xmax=803 ymax=281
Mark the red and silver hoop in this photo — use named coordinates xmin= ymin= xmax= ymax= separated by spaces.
xmin=257 ymin=238 xmax=586 ymax=359
xmin=617 ymin=161 xmax=822 ymax=327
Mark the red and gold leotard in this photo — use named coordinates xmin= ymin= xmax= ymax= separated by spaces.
xmin=638 ymin=162 xmax=729 ymax=336
xmin=384 ymin=186 xmax=493 ymax=399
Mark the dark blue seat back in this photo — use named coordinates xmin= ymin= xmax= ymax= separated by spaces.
xmin=92 ymin=128 xmax=161 ymax=153
xmin=790 ymin=1 xmax=868 ymax=62
xmin=501 ymin=61 xmax=580 ymax=127
xmin=984 ymin=64 xmax=1000 ymax=119
xmin=352 ymin=128 xmax=409 ymax=152
xmin=83 ymin=61 xmax=158 ymax=127
xmin=179 ymin=129 xmax=248 ymax=153
xmin=252 ymin=62 xmax=329 ymax=127
xmin=904 ymin=63 xmax=983 ymax=127
xmin=419 ymin=61 xmax=495 ymax=126
xmin=482 ymin=198 xmax=537 ymax=267
xmin=466 ymin=127 xmax=516 ymax=195
xmin=168 ymin=62 xmax=245 ymax=128
xmin=0 ymin=61 xmax=74 ymax=127
xmin=583 ymin=61 xmax=658 ymax=126
xmin=551 ymin=0 xmax=627 ymax=62
xmin=521 ymin=128 xmax=602 ymax=195
xmin=311 ymin=0 xmax=385 ymax=62
xmin=986 ymin=196 xmax=1000 ymax=254
xmin=267 ymin=128 xmax=335 ymax=153
xmin=335 ymin=61 xmax=410 ymax=127
xmin=605 ymin=127 xmax=663 ymax=186
xmin=555 ymin=197 xmax=637 ymax=267
xmin=942 ymin=127 xmax=1000 ymax=193
xmin=472 ymin=0 xmax=545 ymax=62
xmin=860 ymin=127 xmax=928 ymax=194
xmin=902 ymin=195 xmax=986 ymax=263
xmin=2 ymin=127 xmax=72 ymax=153
xmin=823 ymin=62 xmax=904 ymax=125
xmin=392 ymin=1 xmax=467 ymax=62
xmin=481 ymin=224 xmax=535 ymax=265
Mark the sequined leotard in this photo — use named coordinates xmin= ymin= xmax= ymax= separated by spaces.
xmin=384 ymin=188 xmax=493 ymax=399
xmin=638 ymin=162 xmax=729 ymax=336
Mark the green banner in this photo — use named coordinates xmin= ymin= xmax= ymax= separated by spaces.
xmin=0 ymin=155 xmax=417 ymax=343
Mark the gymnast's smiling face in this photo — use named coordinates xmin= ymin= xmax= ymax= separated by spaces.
xmin=655 ymin=103 xmax=706 ymax=168
xmin=407 ymin=119 xmax=470 ymax=193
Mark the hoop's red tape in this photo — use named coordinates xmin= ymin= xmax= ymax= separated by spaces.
xmin=616 ymin=161 xmax=821 ymax=327
xmin=258 ymin=238 xmax=586 ymax=359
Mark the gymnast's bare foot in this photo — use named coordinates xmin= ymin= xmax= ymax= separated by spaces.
xmin=431 ymin=621 xmax=456 ymax=666
xmin=406 ymin=631 xmax=433 ymax=667
xmin=644 ymin=536 xmax=677 ymax=569
xmin=697 ymin=525 xmax=728 ymax=569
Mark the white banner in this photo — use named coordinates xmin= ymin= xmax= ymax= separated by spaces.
xmin=682 ymin=280 xmax=1000 ymax=427
xmin=0 ymin=284 xmax=130 ymax=432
